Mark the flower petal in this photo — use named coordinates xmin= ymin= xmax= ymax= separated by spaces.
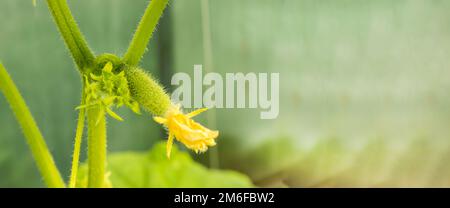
xmin=186 ymin=108 xmax=208 ymax=118
xmin=166 ymin=133 xmax=174 ymax=158
xmin=154 ymin=116 xmax=166 ymax=124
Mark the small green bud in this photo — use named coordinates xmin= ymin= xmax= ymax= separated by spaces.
xmin=78 ymin=62 xmax=141 ymax=121
xmin=93 ymin=53 xmax=124 ymax=74
xmin=125 ymin=67 xmax=170 ymax=116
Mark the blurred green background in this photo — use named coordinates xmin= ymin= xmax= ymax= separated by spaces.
xmin=1 ymin=0 xmax=450 ymax=187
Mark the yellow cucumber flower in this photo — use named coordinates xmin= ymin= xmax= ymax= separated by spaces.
xmin=125 ymin=67 xmax=219 ymax=158
xmin=154 ymin=104 xmax=219 ymax=158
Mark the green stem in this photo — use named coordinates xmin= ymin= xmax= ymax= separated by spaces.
xmin=46 ymin=0 xmax=95 ymax=71
xmin=0 ymin=63 xmax=65 ymax=188
xmin=123 ymin=0 xmax=169 ymax=66
xmin=87 ymin=107 xmax=107 ymax=188
xmin=68 ymin=88 xmax=85 ymax=188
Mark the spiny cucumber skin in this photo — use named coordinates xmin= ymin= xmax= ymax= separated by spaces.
xmin=125 ymin=67 xmax=170 ymax=116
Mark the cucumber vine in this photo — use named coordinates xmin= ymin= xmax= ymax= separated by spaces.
xmin=0 ymin=0 xmax=218 ymax=188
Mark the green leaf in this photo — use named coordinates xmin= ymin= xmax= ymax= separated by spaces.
xmin=76 ymin=142 xmax=254 ymax=188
